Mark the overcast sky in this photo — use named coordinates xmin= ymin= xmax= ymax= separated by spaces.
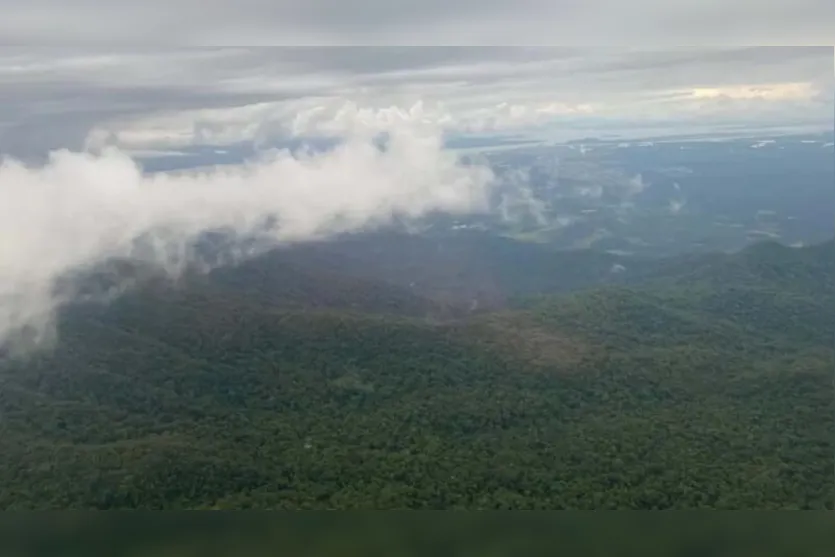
xmin=0 ymin=0 xmax=833 ymax=45
xmin=0 ymin=46 xmax=832 ymax=157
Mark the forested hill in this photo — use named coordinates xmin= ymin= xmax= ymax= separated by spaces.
xmin=0 ymin=237 xmax=832 ymax=509
xmin=204 ymin=230 xmax=629 ymax=312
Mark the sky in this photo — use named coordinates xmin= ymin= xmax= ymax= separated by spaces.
xmin=0 ymin=47 xmax=832 ymax=158
xmin=0 ymin=0 xmax=833 ymax=45
xmin=0 ymin=41 xmax=833 ymax=350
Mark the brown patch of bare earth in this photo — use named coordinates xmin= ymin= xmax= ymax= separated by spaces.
xmin=466 ymin=312 xmax=590 ymax=373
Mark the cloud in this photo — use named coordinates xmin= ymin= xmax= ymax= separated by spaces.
xmin=493 ymin=167 xmax=550 ymax=227
xmin=668 ymin=198 xmax=686 ymax=215
xmin=623 ymin=174 xmax=648 ymax=197
xmin=0 ymin=122 xmax=494 ymax=351
xmin=689 ymin=82 xmax=816 ymax=101
xmin=0 ymin=0 xmax=832 ymax=45
xmin=1 ymin=47 xmax=831 ymax=158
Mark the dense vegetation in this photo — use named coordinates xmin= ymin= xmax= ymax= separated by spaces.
xmin=0 ymin=237 xmax=832 ymax=509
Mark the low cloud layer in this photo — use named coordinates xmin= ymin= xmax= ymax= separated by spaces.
xmin=0 ymin=123 xmax=494 ymax=350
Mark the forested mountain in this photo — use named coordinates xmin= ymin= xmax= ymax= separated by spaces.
xmin=0 ymin=236 xmax=831 ymax=509
xmin=208 ymin=230 xmax=628 ymax=311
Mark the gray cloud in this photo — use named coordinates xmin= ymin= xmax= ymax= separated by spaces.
xmin=0 ymin=0 xmax=833 ymax=44
xmin=0 ymin=47 xmax=831 ymax=158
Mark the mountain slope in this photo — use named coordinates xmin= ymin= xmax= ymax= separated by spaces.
xmin=0 ymin=237 xmax=831 ymax=509
xmin=232 ymin=230 xmax=625 ymax=309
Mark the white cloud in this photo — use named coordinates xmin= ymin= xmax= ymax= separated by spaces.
xmin=624 ymin=174 xmax=648 ymax=197
xmin=689 ymin=82 xmax=817 ymax=101
xmin=668 ymin=198 xmax=686 ymax=214
xmin=0 ymin=121 xmax=494 ymax=350
xmin=84 ymin=98 xmax=606 ymax=152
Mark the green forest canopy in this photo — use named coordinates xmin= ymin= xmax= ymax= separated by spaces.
xmin=0 ymin=238 xmax=832 ymax=509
